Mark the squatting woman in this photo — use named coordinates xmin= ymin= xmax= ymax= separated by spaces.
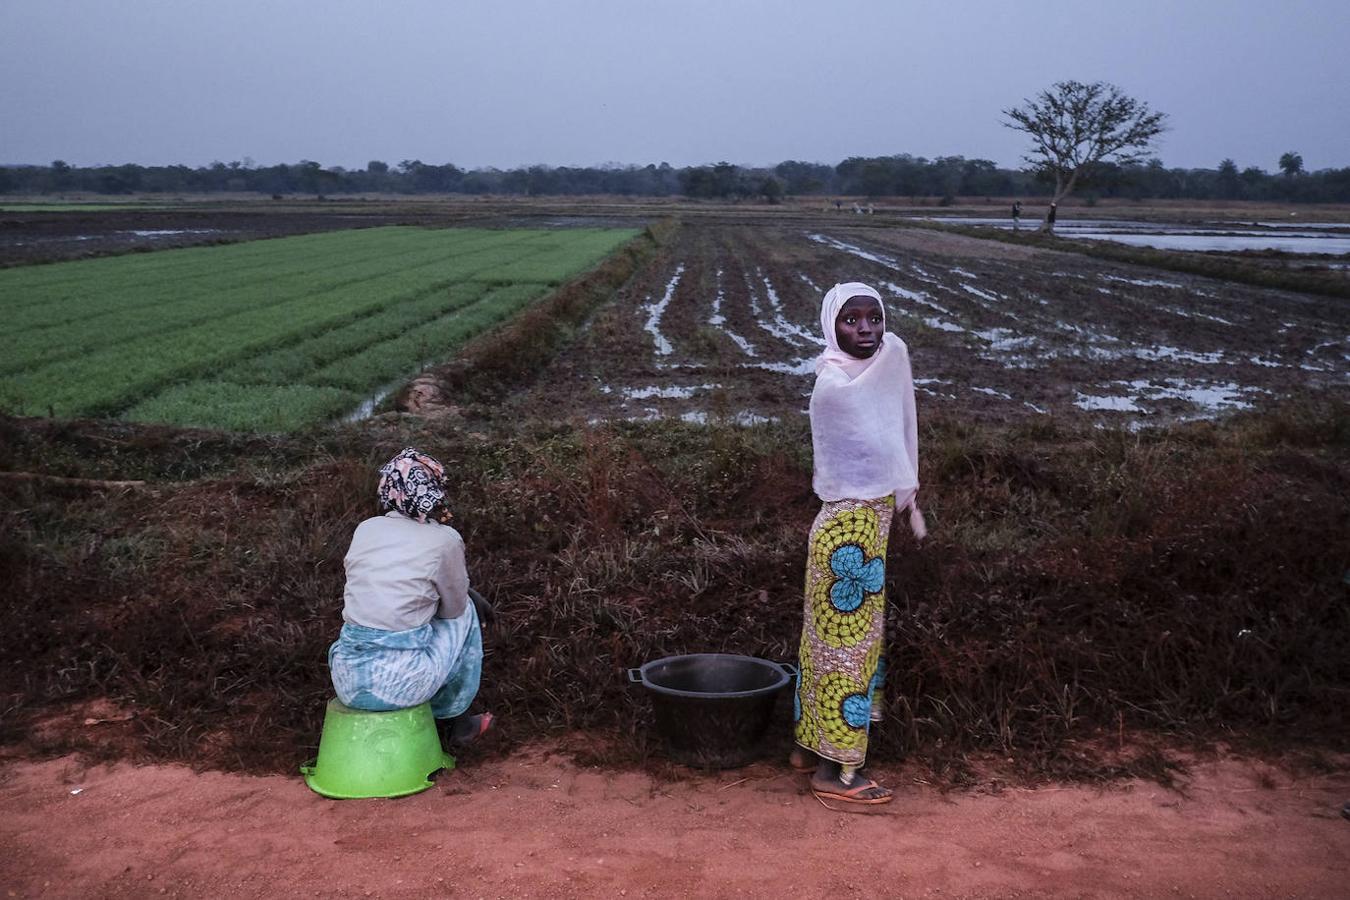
xmin=328 ymin=447 xmax=494 ymax=744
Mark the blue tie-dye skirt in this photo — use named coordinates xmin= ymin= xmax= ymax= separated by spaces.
xmin=328 ymin=604 xmax=483 ymax=719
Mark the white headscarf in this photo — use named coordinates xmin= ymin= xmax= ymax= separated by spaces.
xmin=809 ymin=282 xmax=926 ymax=537
xmin=816 ymin=282 xmax=885 ymax=378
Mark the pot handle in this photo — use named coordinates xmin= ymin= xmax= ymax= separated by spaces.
xmin=626 ymin=667 xmax=643 ymax=684
xmin=777 ymin=662 xmax=799 ymax=679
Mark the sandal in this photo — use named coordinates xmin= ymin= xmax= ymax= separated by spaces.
xmin=448 ymin=712 xmax=495 ymax=746
xmin=810 ymin=776 xmax=894 ymax=806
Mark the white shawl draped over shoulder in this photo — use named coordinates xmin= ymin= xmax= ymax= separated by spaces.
xmin=809 ymin=282 xmax=926 ymax=537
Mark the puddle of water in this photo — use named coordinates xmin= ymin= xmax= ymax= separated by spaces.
xmin=923 ymin=316 xmax=965 ymax=333
xmin=708 ymin=270 xmax=725 ymax=325
xmin=1077 ymin=379 xmax=1260 ymax=416
xmin=744 ymin=276 xmax=808 ymax=348
xmin=1075 ymin=233 xmax=1350 ymax=254
xmin=759 ymin=272 xmax=823 ymax=347
xmin=798 ymin=273 xmax=822 ymax=292
xmin=125 ymin=228 xmax=219 ymax=238
xmin=1075 ymin=393 xmax=1144 ymax=412
xmin=642 ymin=264 xmax=686 ymax=356
xmin=680 ymin=410 xmax=778 ymax=426
xmin=622 ymin=384 xmax=720 ymax=400
xmin=345 ymin=379 xmax=404 ymax=422
xmin=1134 ymin=345 xmax=1226 ymax=364
xmin=973 ymin=328 xmax=1036 ymax=351
xmin=1243 ymin=221 xmax=1350 ymax=231
xmin=908 ymin=217 xmax=1350 ymax=255
xmin=880 ymin=280 xmax=953 ymax=315
xmin=1162 ymin=306 xmax=1236 ymax=326
xmin=708 ymin=267 xmax=759 ymax=357
xmin=961 ymin=283 xmax=1003 ymax=304
xmin=1101 ymin=274 xmax=1183 ymax=289
xmin=1125 ymin=378 xmax=1257 ymax=412
xmin=807 ymin=233 xmax=904 ymax=270
xmin=914 ymin=378 xmax=958 ymax=399
xmin=908 ymin=263 xmax=942 ymax=285
xmin=742 ymin=357 xmax=817 ymax=376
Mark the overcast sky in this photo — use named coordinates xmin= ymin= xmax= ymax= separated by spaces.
xmin=3 ymin=0 xmax=1347 ymax=172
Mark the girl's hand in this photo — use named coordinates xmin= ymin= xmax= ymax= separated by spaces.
xmin=909 ymin=504 xmax=928 ymax=540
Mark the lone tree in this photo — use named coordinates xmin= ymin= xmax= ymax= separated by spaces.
xmin=1002 ymin=80 xmax=1167 ymax=231
xmin=1278 ymin=151 xmax=1304 ymax=177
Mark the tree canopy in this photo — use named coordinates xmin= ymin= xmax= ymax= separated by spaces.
xmin=1003 ymin=80 xmax=1167 ymax=229
xmin=5 ymin=152 xmax=1350 ymax=203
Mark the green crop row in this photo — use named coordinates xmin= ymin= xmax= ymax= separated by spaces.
xmin=1 ymin=227 xmax=552 ymax=353
xmin=0 ymin=235 xmax=554 ymax=375
xmin=301 ymin=282 xmax=551 ymax=393
xmin=115 ymin=281 xmax=552 ymax=429
xmin=5 ymin=268 xmax=461 ymax=414
xmin=120 ymin=382 xmax=361 ymax=433
xmin=2 ymin=227 xmax=548 ymax=323
xmin=214 ymin=281 xmax=492 ymax=386
xmin=1 ymin=226 xmax=638 ymax=427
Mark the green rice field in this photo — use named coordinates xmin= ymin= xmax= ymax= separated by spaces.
xmin=0 ymin=225 xmax=638 ymax=430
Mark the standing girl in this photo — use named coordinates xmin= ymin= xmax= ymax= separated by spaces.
xmin=792 ymin=282 xmax=925 ymax=805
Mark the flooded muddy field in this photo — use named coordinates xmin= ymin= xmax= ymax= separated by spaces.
xmin=913 ymin=215 xmax=1350 ymax=255
xmin=0 ymin=208 xmax=366 ymax=265
xmin=510 ymin=224 xmax=1350 ymax=428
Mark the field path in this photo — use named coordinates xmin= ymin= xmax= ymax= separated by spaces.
xmin=2 ymin=751 xmax=1345 ymax=898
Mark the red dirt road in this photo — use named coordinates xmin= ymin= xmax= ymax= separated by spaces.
xmin=2 ymin=751 xmax=1346 ymax=899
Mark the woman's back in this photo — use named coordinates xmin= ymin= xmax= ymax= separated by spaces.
xmin=342 ymin=511 xmax=468 ymax=632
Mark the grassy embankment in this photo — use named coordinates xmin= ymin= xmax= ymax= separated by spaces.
xmin=1 ymin=401 xmax=1346 ymax=783
xmin=0 ymin=225 xmax=639 ymax=429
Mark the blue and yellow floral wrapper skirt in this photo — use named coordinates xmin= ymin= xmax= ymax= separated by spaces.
xmin=794 ymin=495 xmax=894 ymax=767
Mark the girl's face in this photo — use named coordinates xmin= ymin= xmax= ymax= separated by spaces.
xmin=834 ymin=295 xmax=884 ymax=358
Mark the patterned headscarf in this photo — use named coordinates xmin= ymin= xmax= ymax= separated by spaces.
xmin=377 ymin=448 xmax=452 ymax=524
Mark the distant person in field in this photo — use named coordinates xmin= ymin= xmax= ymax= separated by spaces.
xmin=791 ymin=283 xmax=925 ymax=806
xmin=327 ymin=448 xmax=495 ymax=744
xmin=1012 ymin=200 xmax=1022 ymax=230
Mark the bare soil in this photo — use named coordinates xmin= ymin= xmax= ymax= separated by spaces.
xmin=1 ymin=751 xmax=1346 ymax=899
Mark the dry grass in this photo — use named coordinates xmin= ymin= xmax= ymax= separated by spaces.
xmin=2 ymin=400 xmax=1346 ymax=783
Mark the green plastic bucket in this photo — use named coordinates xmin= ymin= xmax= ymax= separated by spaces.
xmin=301 ymin=698 xmax=455 ymax=799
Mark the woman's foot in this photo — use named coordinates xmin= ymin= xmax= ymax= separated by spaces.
xmin=788 ymin=747 xmax=816 ymax=772
xmin=809 ymin=760 xmax=892 ymax=805
xmin=446 ymin=712 xmax=494 ymax=746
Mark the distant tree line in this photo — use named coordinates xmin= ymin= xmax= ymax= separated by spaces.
xmin=2 ymin=154 xmax=1348 ymax=203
